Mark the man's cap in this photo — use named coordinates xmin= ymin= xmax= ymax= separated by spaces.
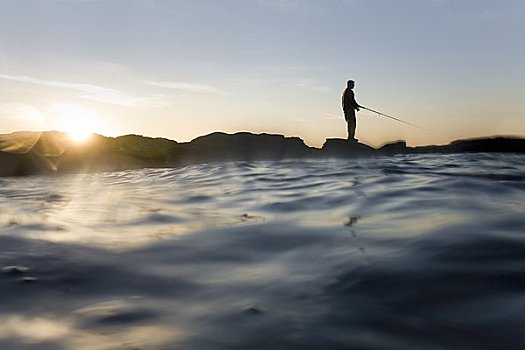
xmin=347 ymin=80 xmax=355 ymax=84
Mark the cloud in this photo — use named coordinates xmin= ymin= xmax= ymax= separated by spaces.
xmin=0 ymin=103 xmax=45 ymax=123
xmin=228 ymin=77 xmax=331 ymax=94
xmin=0 ymin=74 xmax=167 ymax=108
xmin=146 ymin=81 xmax=231 ymax=96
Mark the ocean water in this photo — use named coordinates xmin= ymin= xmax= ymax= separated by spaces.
xmin=1 ymin=153 xmax=525 ymax=350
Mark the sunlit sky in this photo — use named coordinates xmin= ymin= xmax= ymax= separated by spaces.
xmin=1 ymin=0 xmax=524 ymax=147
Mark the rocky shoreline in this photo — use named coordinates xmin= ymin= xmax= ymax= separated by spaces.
xmin=1 ymin=131 xmax=524 ymax=177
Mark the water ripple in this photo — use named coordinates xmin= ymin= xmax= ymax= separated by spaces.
xmin=0 ymin=154 xmax=524 ymax=349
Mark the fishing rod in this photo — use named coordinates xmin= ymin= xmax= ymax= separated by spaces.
xmin=360 ymin=106 xmax=427 ymax=130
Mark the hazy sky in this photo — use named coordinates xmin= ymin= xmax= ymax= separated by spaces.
xmin=1 ymin=0 xmax=524 ymax=147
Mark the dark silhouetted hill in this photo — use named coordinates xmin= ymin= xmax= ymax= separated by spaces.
xmin=1 ymin=131 xmax=524 ymax=177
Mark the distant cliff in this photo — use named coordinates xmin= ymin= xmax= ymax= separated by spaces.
xmin=1 ymin=131 xmax=524 ymax=177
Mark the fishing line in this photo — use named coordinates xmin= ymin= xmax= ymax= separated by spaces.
xmin=361 ymin=106 xmax=427 ymax=131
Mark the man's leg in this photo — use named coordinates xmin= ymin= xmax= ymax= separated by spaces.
xmin=346 ymin=111 xmax=356 ymax=141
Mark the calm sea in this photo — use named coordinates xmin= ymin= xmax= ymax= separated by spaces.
xmin=1 ymin=153 xmax=524 ymax=349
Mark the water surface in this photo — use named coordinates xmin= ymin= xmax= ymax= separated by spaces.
xmin=1 ymin=153 xmax=524 ymax=349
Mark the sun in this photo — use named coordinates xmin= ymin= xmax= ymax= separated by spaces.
xmin=66 ymin=123 xmax=93 ymax=143
xmin=52 ymin=104 xmax=101 ymax=143
xmin=62 ymin=115 xmax=95 ymax=143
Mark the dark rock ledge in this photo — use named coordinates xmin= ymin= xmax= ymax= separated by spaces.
xmin=1 ymin=131 xmax=524 ymax=177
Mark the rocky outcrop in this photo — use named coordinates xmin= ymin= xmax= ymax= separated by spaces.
xmin=378 ymin=140 xmax=408 ymax=155
xmin=321 ymin=139 xmax=375 ymax=157
xmin=1 ymin=131 xmax=524 ymax=177
xmin=176 ymin=132 xmax=315 ymax=165
xmin=0 ymin=151 xmax=56 ymax=177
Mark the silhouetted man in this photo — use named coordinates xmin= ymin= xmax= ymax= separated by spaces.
xmin=342 ymin=80 xmax=360 ymax=141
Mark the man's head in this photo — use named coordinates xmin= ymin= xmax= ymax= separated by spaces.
xmin=347 ymin=80 xmax=355 ymax=89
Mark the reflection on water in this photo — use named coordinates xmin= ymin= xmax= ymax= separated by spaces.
xmin=0 ymin=315 xmax=71 ymax=343
xmin=1 ymin=154 xmax=525 ymax=349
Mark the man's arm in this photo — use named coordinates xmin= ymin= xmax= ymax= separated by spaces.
xmin=352 ymin=92 xmax=360 ymax=111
